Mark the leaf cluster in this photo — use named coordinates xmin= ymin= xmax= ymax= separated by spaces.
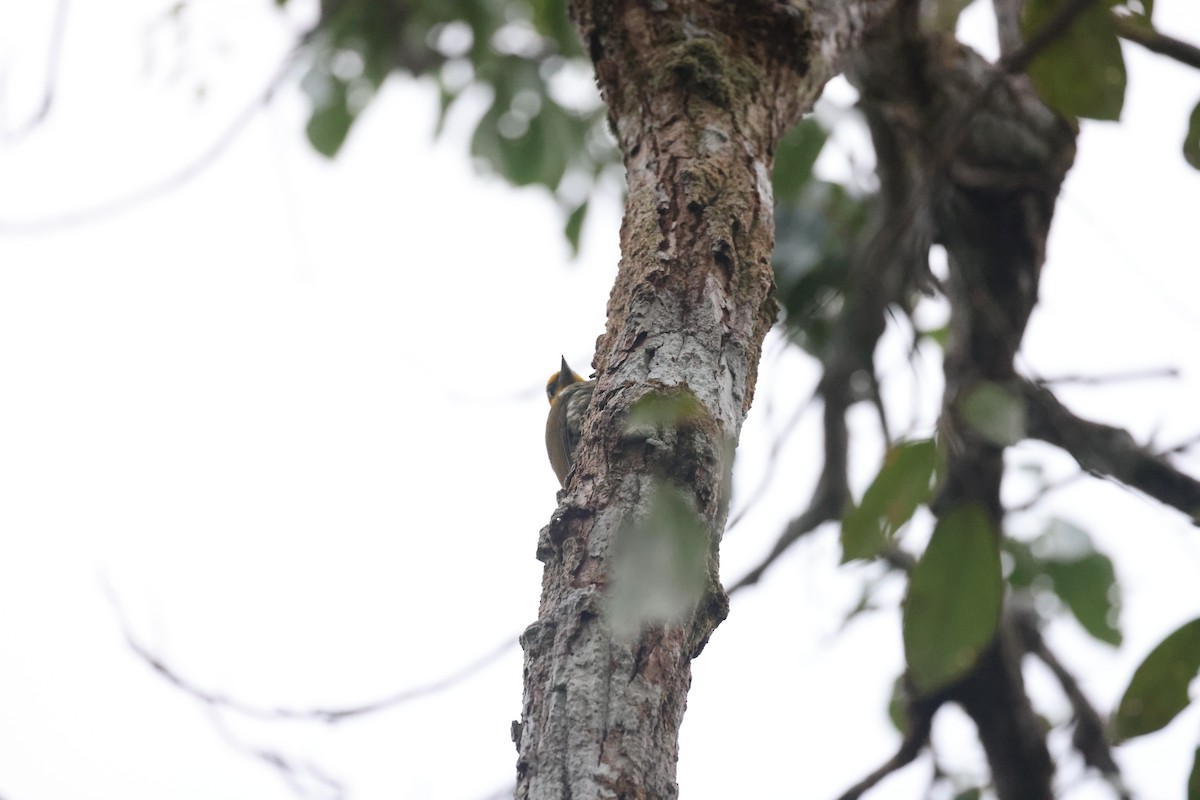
xmin=281 ymin=0 xmax=618 ymax=251
xmin=1023 ymin=0 xmax=1199 ymax=169
xmin=769 ymin=119 xmax=872 ymax=356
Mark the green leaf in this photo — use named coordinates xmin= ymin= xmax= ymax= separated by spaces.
xmin=887 ymin=674 xmax=908 ymax=733
xmin=960 ymin=381 xmax=1026 ymax=446
xmin=1189 ymin=746 xmax=1200 ymax=800
xmin=305 ymin=94 xmax=355 ymax=158
xmin=903 ymin=506 xmax=1003 ymax=695
xmin=1114 ymin=617 xmax=1200 ymax=741
xmin=1002 ymin=536 xmax=1039 ymax=588
xmin=1184 ymin=100 xmax=1200 ymax=171
xmin=564 ymin=200 xmax=588 ymax=256
xmin=433 ymin=79 xmax=457 ymax=140
xmin=471 ymin=94 xmax=575 ymax=189
xmin=1042 ymin=521 xmax=1122 ymax=646
xmin=772 ymin=118 xmax=828 ymax=205
xmin=1045 ymin=553 xmax=1121 ymax=644
xmin=1022 ymin=0 xmax=1126 ymax=121
xmin=300 ymin=66 xmax=356 ymax=158
xmin=772 ymin=181 xmax=869 ymax=355
xmin=528 ymin=0 xmax=581 ymax=56
xmin=842 ymin=439 xmax=938 ymax=562
xmin=607 ymin=480 xmax=710 ymax=638
xmin=1003 ymin=519 xmax=1122 ymax=645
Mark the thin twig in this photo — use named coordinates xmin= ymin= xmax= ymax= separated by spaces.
xmin=0 ymin=30 xmax=315 ymax=235
xmin=1019 ymin=379 xmax=1200 ymax=522
xmin=1 ymin=0 xmax=71 ymax=142
xmin=834 ymin=695 xmax=938 ymax=800
xmin=1115 ymin=16 xmax=1200 ymax=71
xmin=1159 ymin=430 xmax=1200 ymax=457
xmin=1010 ymin=602 xmax=1132 ymax=800
xmin=1034 ymin=366 xmax=1179 ymax=386
xmin=208 ymin=710 xmax=346 ymax=800
xmin=724 ymin=391 xmax=816 ymax=534
xmin=727 ymin=392 xmax=849 ymax=593
xmin=105 ymin=578 xmax=520 ymax=724
xmin=1007 ymin=471 xmax=1084 ymax=513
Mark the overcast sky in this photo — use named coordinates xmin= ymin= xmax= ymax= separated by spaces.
xmin=1 ymin=1 xmax=1199 ymax=799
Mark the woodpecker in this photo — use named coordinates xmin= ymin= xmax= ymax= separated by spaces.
xmin=545 ymin=357 xmax=594 ymax=486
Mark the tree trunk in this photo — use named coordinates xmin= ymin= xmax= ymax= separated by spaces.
xmin=514 ymin=2 xmax=895 ymax=797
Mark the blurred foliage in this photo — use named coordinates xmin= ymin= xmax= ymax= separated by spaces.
xmin=1185 ymin=100 xmax=1200 ymax=170
xmin=903 ymin=505 xmax=1003 ymax=694
xmin=770 ymin=119 xmax=871 ymax=358
xmin=1022 ymin=0 xmax=1128 ymax=121
xmin=1114 ymin=616 xmax=1200 ymax=741
xmin=841 ymin=439 xmax=939 ymax=562
xmin=278 ymin=0 xmax=881 ymax=263
xmin=279 ymin=0 xmax=615 ymax=253
xmin=1019 ymin=0 xmax=1200 ymax=169
xmin=1005 ymin=517 xmax=1122 ymax=645
xmin=959 ymin=381 xmax=1027 ymax=447
xmin=607 ymin=479 xmax=709 ymax=639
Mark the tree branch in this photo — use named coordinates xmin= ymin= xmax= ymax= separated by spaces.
xmin=853 ymin=0 xmax=1096 ymax=271
xmin=727 ymin=393 xmax=848 ymax=593
xmin=724 ymin=390 xmax=817 ymax=535
xmin=1034 ymin=366 xmax=1179 ymax=386
xmin=1010 ymin=601 xmax=1132 ymax=799
xmin=1115 ymin=16 xmax=1200 ymax=71
xmin=1019 ymin=380 xmax=1200 ymax=523
xmin=0 ymin=31 xmax=312 ymax=235
xmin=207 ymin=711 xmax=346 ymax=800
xmin=834 ymin=694 xmax=937 ymax=800
xmin=107 ymin=581 xmax=518 ymax=723
xmin=1 ymin=0 xmax=71 ymax=143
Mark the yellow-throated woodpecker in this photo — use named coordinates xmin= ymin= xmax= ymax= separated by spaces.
xmin=545 ymin=357 xmax=594 ymax=486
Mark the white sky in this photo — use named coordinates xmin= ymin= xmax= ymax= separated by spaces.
xmin=1 ymin=1 xmax=1199 ymax=799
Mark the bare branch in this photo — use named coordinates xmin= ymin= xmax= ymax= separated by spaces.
xmin=105 ymin=580 xmax=519 ymax=723
xmin=0 ymin=31 xmax=313 ymax=235
xmin=834 ymin=695 xmax=937 ymax=800
xmin=1010 ymin=601 xmax=1132 ymax=799
xmin=1019 ymin=380 xmax=1200 ymax=523
xmin=878 ymin=544 xmax=916 ymax=573
xmin=1034 ymin=366 xmax=1179 ymax=386
xmin=727 ymin=394 xmax=849 ymax=593
xmin=1162 ymin=430 xmax=1200 ymax=456
xmin=724 ymin=391 xmax=817 ymax=534
xmin=0 ymin=0 xmax=70 ymax=143
xmin=1007 ymin=471 xmax=1085 ymax=514
xmin=1115 ymin=16 xmax=1200 ymax=71
xmin=208 ymin=711 xmax=346 ymax=800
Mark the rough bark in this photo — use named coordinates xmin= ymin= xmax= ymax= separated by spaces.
xmin=514 ymin=2 xmax=894 ymax=798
